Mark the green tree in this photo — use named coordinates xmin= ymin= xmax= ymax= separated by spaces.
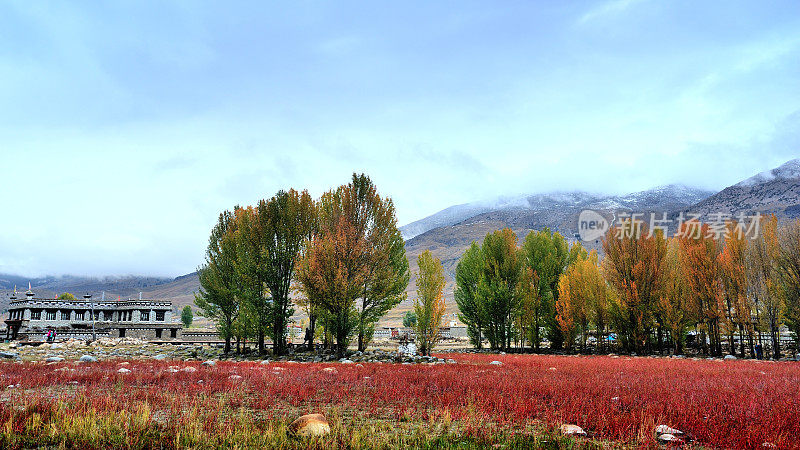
xmin=477 ymin=229 xmax=522 ymax=351
xmin=229 ymin=206 xmax=272 ymax=354
xmin=344 ymin=174 xmax=410 ymax=352
xmin=402 ymin=311 xmax=417 ymax=328
xmin=455 ymin=242 xmax=486 ymax=348
xmin=57 ymin=293 xmax=77 ymax=300
xmin=256 ymin=189 xmax=316 ymax=356
xmin=181 ymin=305 xmax=193 ymax=328
xmin=520 ymin=228 xmax=573 ymax=350
xmin=413 ymin=250 xmax=446 ymax=356
xmin=196 ymin=210 xmax=240 ymax=354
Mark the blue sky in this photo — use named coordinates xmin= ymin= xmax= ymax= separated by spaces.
xmin=1 ymin=1 xmax=799 ymax=277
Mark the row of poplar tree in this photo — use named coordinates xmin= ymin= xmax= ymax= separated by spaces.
xmin=456 ymin=216 xmax=800 ymax=358
xmin=195 ymin=174 xmax=412 ymax=357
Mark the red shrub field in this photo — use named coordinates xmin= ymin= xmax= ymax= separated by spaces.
xmin=0 ymin=353 xmax=798 ymax=448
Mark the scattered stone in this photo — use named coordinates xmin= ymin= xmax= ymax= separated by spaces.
xmin=288 ymin=413 xmax=331 ymax=437
xmin=446 ymin=359 xmax=457 ymax=364
xmin=118 ymin=368 xmax=131 ymax=374
xmin=340 ymin=359 xmax=354 ymax=364
xmin=548 ymin=367 xmax=557 ymax=371
xmin=46 ymin=356 xmax=64 ymax=363
xmin=322 ymin=367 xmax=338 ymax=374
xmin=201 ymin=360 xmax=216 ymax=366
xmin=0 ymin=351 xmax=19 ymax=359
xmin=489 ymin=360 xmax=503 ymax=366
xmin=560 ymin=424 xmax=586 ymax=436
xmin=398 ymin=342 xmax=417 ymax=356
xmin=118 ymin=362 xmax=130 ymax=366
xmin=79 ymin=355 xmax=97 ymax=363
xmin=182 ymin=367 xmax=197 ymax=373
xmin=658 ymin=433 xmax=682 ymax=443
xmin=724 ymin=354 xmax=737 ymax=360
xmin=655 ymin=425 xmax=683 ymax=436
xmin=229 ymin=375 xmax=242 ymax=380
xmin=153 ymin=354 xmax=167 ymax=360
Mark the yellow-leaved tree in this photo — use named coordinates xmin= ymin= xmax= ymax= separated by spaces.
xmin=413 ymin=250 xmax=446 ymax=356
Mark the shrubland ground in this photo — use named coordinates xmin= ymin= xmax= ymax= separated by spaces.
xmin=0 ymin=353 xmax=797 ymax=449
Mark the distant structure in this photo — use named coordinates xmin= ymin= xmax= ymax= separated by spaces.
xmin=3 ymin=286 xmax=182 ymax=342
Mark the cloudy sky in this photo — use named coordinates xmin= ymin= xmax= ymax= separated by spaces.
xmin=1 ymin=1 xmax=799 ymax=277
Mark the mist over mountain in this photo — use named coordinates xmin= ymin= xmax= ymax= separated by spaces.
xmin=400 ymin=184 xmax=713 ymax=240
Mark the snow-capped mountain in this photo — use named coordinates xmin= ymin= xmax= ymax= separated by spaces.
xmin=735 ymin=159 xmax=800 ymax=187
xmin=692 ymin=158 xmax=800 ymax=218
xmin=400 ymin=185 xmax=713 ymax=240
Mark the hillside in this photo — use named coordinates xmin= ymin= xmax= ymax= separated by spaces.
xmin=689 ymin=159 xmax=800 ymax=219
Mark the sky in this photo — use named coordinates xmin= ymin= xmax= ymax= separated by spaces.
xmin=1 ymin=1 xmax=799 ymax=277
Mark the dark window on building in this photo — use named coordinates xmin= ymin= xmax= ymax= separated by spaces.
xmin=31 ymin=310 xmax=41 ymax=320
xmin=119 ymin=328 xmax=126 ymax=338
xmin=61 ymin=311 xmax=70 ymax=320
xmin=170 ymin=329 xmax=177 ymax=338
xmin=155 ymin=329 xmax=162 ymax=339
xmin=103 ymin=311 xmax=113 ymax=321
xmin=140 ymin=310 xmax=149 ymax=321
xmin=45 ymin=310 xmax=56 ymax=321
xmin=156 ymin=311 xmax=165 ymax=321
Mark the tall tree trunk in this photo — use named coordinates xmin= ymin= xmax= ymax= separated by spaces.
xmin=307 ymin=313 xmax=316 ymax=352
xmin=771 ymin=319 xmax=781 ymax=360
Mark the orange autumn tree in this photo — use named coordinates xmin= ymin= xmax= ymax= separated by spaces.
xmin=297 ymin=214 xmax=369 ymax=359
xmin=718 ymin=220 xmax=753 ymax=357
xmin=678 ymin=220 xmax=725 ymax=356
xmin=602 ymin=218 xmax=667 ymax=354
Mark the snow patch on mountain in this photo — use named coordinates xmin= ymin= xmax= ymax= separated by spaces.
xmin=736 ymin=159 xmax=800 ymax=187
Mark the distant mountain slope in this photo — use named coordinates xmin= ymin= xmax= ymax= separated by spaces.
xmin=400 ymin=203 xmax=493 ymax=240
xmin=690 ymin=159 xmax=800 ymax=219
xmin=399 ymin=185 xmax=712 ymax=240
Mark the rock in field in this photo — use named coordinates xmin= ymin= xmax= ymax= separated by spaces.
xmin=724 ymin=354 xmax=737 ymax=360
xmin=655 ymin=425 xmax=683 ymax=436
xmin=46 ymin=356 xmax=64 ymax=363
xmin=560 ymin=424 xmax=586 ymax=436
xmin=288 ymin=413 xmax=331 ymax=437
xmin=118 ymin=368 xmax=131 ymax=374
xmin=201 ymin=360 xmax=216 ymax=366
xmin=182 ymin=366 xmax=197 ymax=373
xmin=0 ymin=351 xmax=19 ymax=359
xmin=79 ymin=355 xmax=97 ymax=363
xmin=658 ymin=433 xmax=682 ymax=443
xmin=489 ymin=360 xmax=503 ymax=366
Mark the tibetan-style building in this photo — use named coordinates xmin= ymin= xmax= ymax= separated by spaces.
xmin=4 ymin=287 xmax=182 ymax=342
